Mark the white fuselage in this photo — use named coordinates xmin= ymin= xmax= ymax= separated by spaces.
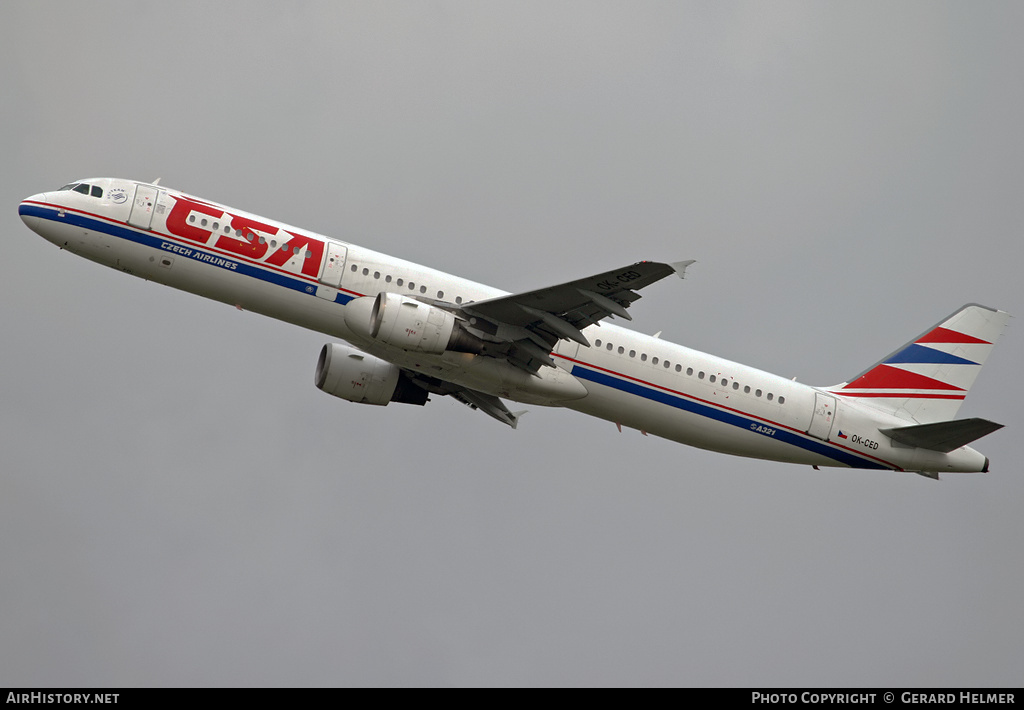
xmin=19 ymin=178 xmax=990 ymax=475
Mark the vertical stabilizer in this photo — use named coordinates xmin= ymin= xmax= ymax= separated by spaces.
xmin=831 ymin=304 xmax=1010 ymax=423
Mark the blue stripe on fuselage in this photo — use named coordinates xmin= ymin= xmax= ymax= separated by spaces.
xmin=20 ymin=203 xmax=355 ymax=305
xmin=571 ymin=364 xmax=889 ymax=470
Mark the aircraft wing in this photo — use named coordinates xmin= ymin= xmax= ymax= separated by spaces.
xmin=457 ymin=260 xmax=693 ymax=371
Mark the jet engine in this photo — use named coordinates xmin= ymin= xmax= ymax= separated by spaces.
xmin=314 ymin=343 xmax=428 ymax=406
xmin=343 ymin=292 xmax=484 ymax=354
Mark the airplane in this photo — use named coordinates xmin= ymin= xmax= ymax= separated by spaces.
xmin=19 ymin=177 xmax=1010 ymax=478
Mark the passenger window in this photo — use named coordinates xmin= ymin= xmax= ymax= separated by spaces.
xmin=595 ymin=339 xmax=602 ymax=347
xmin=744 ymin=386 xmax=751 ymax=394
xmin=755 ymin=389 xmax=762 ymax=397
xmin=362 ymin=268 xmax=369 ymax=275
xmin=652 ymin=357 xmax=659 ymax=365
xmin=606 ymin=343 xmax=613 ymax=351
xmin=641 ymin=354 xmax=647 ymax=362
xmin=709 ymin=375 xmax=716 ymax=383
xmin=437 ymin=291 xmax=444 ymax=299
xmin=778 ymin=396 xmax=785 ymax=404
xmin=374 ymin=272 xmax=380 ymax=279
xmin=629 ymin=350 xmax=636 ymax=358
xmin=397 ymin=279 xmax=404 ymax=286
xmin=698 ymin=371 xmax=705 ymax=379
xmin=351 ymin=264 xmax=358 ymax=272
xmin=732 ymin=381 xmax=739 ymax=390
xmin=686 ymin=367 xmax=693 ymax=376
xmin=420 ymin=286 xmax=427 ymax=294
xmin=385 ymin=275 xmax=392 ymax=283
xmin=455 ymin=296 xmax=462 ymax=304
xmin=618 ymin=346 xmax=625 ymax=354
xmin=767 ymin=393 xmax=774 ymax=401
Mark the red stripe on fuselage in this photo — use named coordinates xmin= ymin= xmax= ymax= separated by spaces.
xmin=832 ymin=392 xmax=966 ymax=400
xmin=553 ymin=353 xmax=899 ymax=470
xmin=27 ymin=200 xmax=365 ymax=299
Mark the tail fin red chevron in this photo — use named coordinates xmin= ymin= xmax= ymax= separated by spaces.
xmin=831 ymin=304 xmax=1010 ymax=423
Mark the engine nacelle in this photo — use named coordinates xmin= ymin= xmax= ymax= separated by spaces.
xmin=314 ymin=343 xmax=428 ymax=406
xmin=343 ymin=292 xmax=483 ymax=354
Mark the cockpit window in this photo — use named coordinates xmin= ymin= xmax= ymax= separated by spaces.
xmin=59 ymin=182 xmax=104 ymax=198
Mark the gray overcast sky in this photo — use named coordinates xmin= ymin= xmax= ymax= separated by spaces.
xmin=2 ymin=1 xmax=1022 ymax=687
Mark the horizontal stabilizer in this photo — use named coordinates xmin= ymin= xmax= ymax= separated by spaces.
xmin=880 ymin=418 xmax=1004 ymax=453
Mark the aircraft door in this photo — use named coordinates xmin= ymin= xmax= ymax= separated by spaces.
xmin=807 ymin=392 xmax=837 ymax=441
xmin=128 ymin=184 xmax=159 ymax=230
xmin=316 ymin=242 xmax=348 ymax=301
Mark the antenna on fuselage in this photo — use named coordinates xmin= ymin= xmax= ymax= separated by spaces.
xmin=151 ymin=177 xmax=162 ymax=186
